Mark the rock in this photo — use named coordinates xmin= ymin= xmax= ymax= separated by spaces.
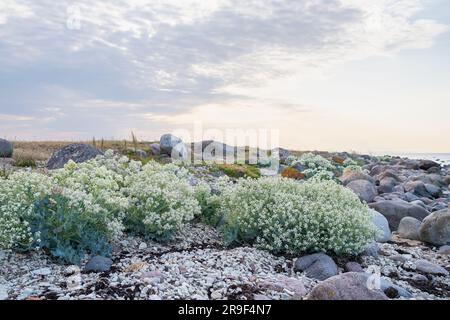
xmin=438 ymin=245 xmax=450 ymax=255
xmin=84 ymin=256 xmax=113 ymax=273
xmin=46 ymin=144 xmax=103 ymax=170
xmin=253 ymin=294 xmax=271 ymax=300
xmin=273 ymin=148 xmax=291 ymax=164
xmin=0 ymin=139 xmax=13 ymax=158
xmin=135 ymin=149 xmax=147 ymax=158
xmin=258 ymin=275 xmax=307 ymax=299
xmin=372 ymin=210 xmax=392 ymax=243
xmin=341 ymin=171 xmax=375 ymax=186
xmin=424 ymin=184 xmax=442 ymax=199
xmin=294 ymin=253 xmax=338 ymax=281
xmin=419 ymin=160 xmax=440 ymax=171
xmin=379 ymin=278 xmax=412 ymax=298
xmin=398 ymin=217 xmax=422 ymax=241
xmin=344 ymin=262 xmax=364 ymax=273
xmin=0 ymin=284 xmax=8 ymax=300
xmin=347 ymin=180 xmax=378 ymax=203
xmin=443 ymin=176 xmax=450 ymax=186
xmin=404 ymin=192 xmax=421 ymax=202
xmin=404 ymin=181 xmax=431 ymax=198
xmin=415 ymin=260 xmax=449 ymax=276
xmin=160 ymin=134 xmax=183 ymax=156
xmin=377 ymin=169 xmax=401 ymax=182
xmin=32 ymin=267 xmax=52 ymax=276
xmin=149 ymin=143 xmax=161 ymax=155
xmin=210 ymin=291 xmax=222 ymax=300
xmin=369 ymin=200 xmax=430 ymax=230
xmin=173 ymin=143 xmax=189 ymax=160
xmin=419 ymin=209 xmax=450 ymax=246
xmin=362 ymin=242 xmax=379 ymax=258
xmin=138 ymin=242 xmax=148 ymax=250
xmin=378 ymin=177 xmax=397 ymax=194
xmin=308 ymin=273 xmax=388 ymax=300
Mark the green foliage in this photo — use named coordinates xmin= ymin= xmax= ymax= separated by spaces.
xmin=30 ymin=194 xmax=113 ymax=264
xmin=218 ymin=177 xmax=378 ymax=255
xmin=214 ymin=163 xmax=261 ymax=179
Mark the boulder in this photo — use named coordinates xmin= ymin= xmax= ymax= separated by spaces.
xmin=372 ymin=210 xmax=391 ymax=243
xmin=160 ymin=134 xmax=183 ymax=156
xmin=419 ymin=209 xmax=450 ymax=246
xmin=404 ymin=181 xmax=431 ymax=198
xmin=414 ymin=259 xmax=449 ymax=276
xmin=149 ymin=143 xmax=161 ymax=155
xmin=424 ymin=184 xmax=442 ymax=199
xmin=341 ymin=171 xmax=375 ymax=186
xmin=46 ymin=144 xmax=103 ymax=169
xmin=397 ymin=217 xmax=421 ymax=241
xmin=308 ymin=273 xmax=388 ymax=300
xmin=344 ymin=262 xmax=364 ymax=273
xmin=347 ymin=180 xmax=378 ymax=203
xmin=419 ymin=160 xmax=440 ymax=171
xmin=438 ymin=245 xmax=450 ymax=255
xmin=84 ymin=256 xmax=113 ymax=273
xmin=294 ymin=253 xmax=338 ymax=281
xmin=369 ymin=199 xmax=430 ymax=230
xmin=378 ymin=177 xmax=397 ymax=194
xmin=0 ymin=139 xmax=13 ymax=158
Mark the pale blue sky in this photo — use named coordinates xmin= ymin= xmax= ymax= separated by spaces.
xmin=0 ymin=0 xmax=449 ymax=153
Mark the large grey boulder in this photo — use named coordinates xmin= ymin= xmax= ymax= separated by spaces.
xmin=404 ymin=181 xmax=431 ymax=198
xmin=0 ymin=139 xmax=13 ymax=158
xmin=160 ymin=134 xmax=183 ymax=156
xmin=369 ymin=199 xmax=430 ymax=230
xmin=372 ymin=210 xmax=391 ymax=243
xmin=294 ymin=253 xmax=338 ymax=281
xmin=378 ymin=177 xmax=397 ymax=194
xmin=419 ymin=160 xmax=440 ymax=171
xmin=397 ymin=217 xmax=421 ymax=241
xmin=419 ymin=209 xmax=450 ymax=246
xmin=340 ymin=171 xmax=375 ymax=186
xmin=46 ymin=144 xmax=103 ymax=169
xmin=308 ymin=273 xmax=388 ymax=300
xmin=347 ymin=180 xmax=378 ymax=203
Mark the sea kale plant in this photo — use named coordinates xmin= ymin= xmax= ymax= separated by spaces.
xmin=123 ymin=161 xmax=201 ymax=240
xmin=286 ymin=153 xmax=337 ymax=181
xmin=218 ymin=177 xmax=378 ymax=255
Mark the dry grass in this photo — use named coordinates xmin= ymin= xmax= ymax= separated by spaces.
xmin=11 ymin=140 xmax=157 ymax=163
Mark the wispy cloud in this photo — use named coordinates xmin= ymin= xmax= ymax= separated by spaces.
xmin=0 ymin=0 xmax=448 ymax=149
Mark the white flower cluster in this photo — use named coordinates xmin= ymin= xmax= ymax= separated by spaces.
xmin=218 ymin=177 xmax=377 ymax=255
xmin=124 ymin=161 xmax=201 ymax=240
xmin=0 ymin=172 xmax=53 ymax=249
xmin=287 ymin=153 xmax=336 ymax=181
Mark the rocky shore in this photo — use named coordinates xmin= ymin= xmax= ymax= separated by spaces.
xmin=0 ymin=137 xmax=449 ymax=300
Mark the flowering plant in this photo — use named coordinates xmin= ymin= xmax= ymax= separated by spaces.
xmin=218 ymin=177 xmax=377 ymax=255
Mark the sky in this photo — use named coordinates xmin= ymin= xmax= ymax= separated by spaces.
xmin=1 ymin=0 xmax=450 ymax=153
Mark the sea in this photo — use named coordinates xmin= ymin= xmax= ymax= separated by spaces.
xmin=377 ymin=153 xmax=450 ymax=166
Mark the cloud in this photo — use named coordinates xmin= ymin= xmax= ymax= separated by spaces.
xmin=0 ymin=0 xmax=448 ymax=142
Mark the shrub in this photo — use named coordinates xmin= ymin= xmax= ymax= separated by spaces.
xmin=286 ymin=153 xmax=337 ymax=181
xmin=0 ymin=172 xmax=53 ymax=250
xmin=30 ymin=193 xmax=114 ymax=264
xmin=123 ymin=161 xmax=201 ymax=240
xmin=218 ymin=177 xmax=377 ymax=255
xmin=51 ymin=153 xmax=133 ymax=224
xmin=214 ymin=164 xmax=261 ymax=179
